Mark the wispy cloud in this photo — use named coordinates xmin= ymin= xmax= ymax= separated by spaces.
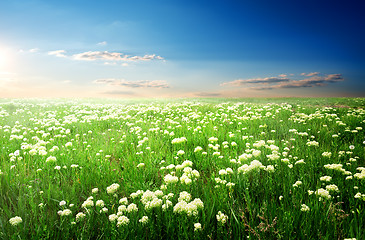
xmin=221 ymin=73 xmax=344 ymax=90
xmin=48 ymin=50 xmax=67 ymax=58
xmin=47 ymin=50 xmax=164 ymax=62
xmin=94 ymin=79 xmax=170 ymax=88
xmin=221 ymin=77 xmax=290 ymax=86
xmin=29 ymin=48 xmax=40 ymax=53
xmin=97 ymin=41 xmax=107 ymax=46
xmin=301 ymin=72 xmax=320 ymax=77
xmin=73 ymin=51 xmax=163 ymax=61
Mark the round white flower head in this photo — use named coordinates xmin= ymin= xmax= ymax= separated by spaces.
xmin=59 ymin=200 xmax=66 ymax=206
xmin=76 ymin=212 xmax=86 ymax=222
xmin=96 ymin=200 xmax=105 ymax=207
xmin=9 ymin=216 xmax=22 ymax=226
xmin=194 ymin=223 xmax=202 ymax=231
xmin=92 ymin=188 xmax=99 ymax=194
xmin=139 ymin=216 xmax=149 ymax=224
xmin=109 ymin=214 xmax=118 ymax=222
xmin=107 ymin=183 xmax=120 ymax=194
xmin=119 ymin=197 xmax=128 ymax=205
xmin=117 ymin=216 xmax=130 ymax=227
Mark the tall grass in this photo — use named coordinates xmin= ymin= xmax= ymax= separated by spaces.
xmin=0 ymin=98 xmax=364 ymax=239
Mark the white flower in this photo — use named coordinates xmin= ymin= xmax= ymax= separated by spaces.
xmin=117 ymin=216 xmax=130 ymax=227
xmin=300 ymin=204 xmax=310 ymax=212
xmin=194 ymin=222 xmax=202 ymax=231
xmin=320 ymin=176 xmax=332 ymax=182
xmin=109 ymin=214 xmax=118 ymax=222
xmin=315 ymin=188 xmax=331 ymax=199
xmin=119 ymin=197 xmax=128 ymax=205
xmin=137 ymin=163 xmax=145 ymax=168
xmin=92 ymin=188 xmax=99 ymax=194
xmin=216 ymin=211 xmax=228 ymax=224
xmin=96 ymin=200 xmax=105 ymax=207
xmin=127 ymin=203 xmax=138 ymax=213
xmin=59 ymin=200 xmax=66 ymax=206
xmin=9 ymin=216 xmax=22 ymax=226
xmin=106 ymin=183 xmax=120 ymax=194
xmin=139 ymin=216 xmax=149 ymax=224
xmin=46 ymin=156 xmax=57 ymax=163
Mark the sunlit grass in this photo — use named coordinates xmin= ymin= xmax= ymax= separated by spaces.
xmin=0 ymin=98 xmax=364 ymax=239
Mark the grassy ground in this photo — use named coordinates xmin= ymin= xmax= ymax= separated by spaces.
xmin=0 ymin=98 xmax=364 ymax=239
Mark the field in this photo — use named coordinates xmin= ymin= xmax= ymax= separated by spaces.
xmin=0 ymin=98 xmax=364 ymax=239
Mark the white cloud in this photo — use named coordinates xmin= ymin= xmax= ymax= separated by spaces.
xmin=94 ymin=79 xmax=169 ymax=88
xmin=47 ymin=50 xmax=164 ymax=62
xmin=73 ymin=51 xmax=164 ymax=61
xmin=97 ymin=41 xmax=107 ymax=46
xmin=48 ymin=50 xmax=67 ymax=58
xmin=29 ymin=48 xmax=40 ymax=53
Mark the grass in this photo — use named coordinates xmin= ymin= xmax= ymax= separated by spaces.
xmin=0 ymin=97 xmax=364 ymax=239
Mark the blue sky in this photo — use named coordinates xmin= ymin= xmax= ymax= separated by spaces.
xmin=0 ymin=0 xmax=364 ymax=98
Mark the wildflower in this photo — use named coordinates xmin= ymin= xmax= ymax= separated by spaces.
xmin=320 ymin=176 xmax=332 ymax=182
xmin=322 ymin=152 xmax=332 ymax=158
xmin=100 ymin=207 xmax=108 ymax=213
xmin=326 ymin=184 xmax=339 ymax=192
xmin=315 ymin=188 xmax=331 ymax=199
xmin=293 ymin=181 xmax=302 ymax=188
xmin=59 ymin=209 xmax=72 ymax=216
xmin=92 ymin=188 xmax=98 ymax=194
xmin=96 ymin=200 xmax=105 ymax=207
xmin=300 ymin=204 xmax=310 ymax=212
xmin=127 ymin=203 xmax=138 ymax=213
xmin=9 ymin=216 xmax=22 ymax=226
xmin=177 ymin=150 xmax=185 ymax=155
xmin=109 ymin=214 xmax=118 ymax=222
xmin=216 ymin=211 xmax=228 ymax=224
xmin=137 ymin=163 xmax=145 ymax=168
xmin=59 ymin=200 xmax=66 ymax=206
xmin=106 ymin=183 xmax=120 ymax=194
xmin=164 ymin=174 xmax=179 ymax=184
xmin=82 ymin=197 xmax=94 ymax=208
xmin=171 ymin=137 xmax=187 ymax=144
xmin=117 ymin=216 xmax=130 ymax=227
xmin=139 ymin=216 xmax=149 ymax=224
xmin=178 ymin=191 xmax=191 ymax=202
xmin=46 ymin=156 xmax=57 ymax=163
xmin=194 ymin=146 xmax=203 ymax=152
xmin=119 ymin=197 xmax=128 ymax=205
xmin=194 ymin=223 xmax=202 ymax=231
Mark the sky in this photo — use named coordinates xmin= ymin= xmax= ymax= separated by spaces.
xmin=0 ymin=0 xmax=364 ymax=98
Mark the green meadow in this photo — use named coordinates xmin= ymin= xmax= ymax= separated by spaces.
xmin=0 ymin=98 xmax=364 ymax=239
